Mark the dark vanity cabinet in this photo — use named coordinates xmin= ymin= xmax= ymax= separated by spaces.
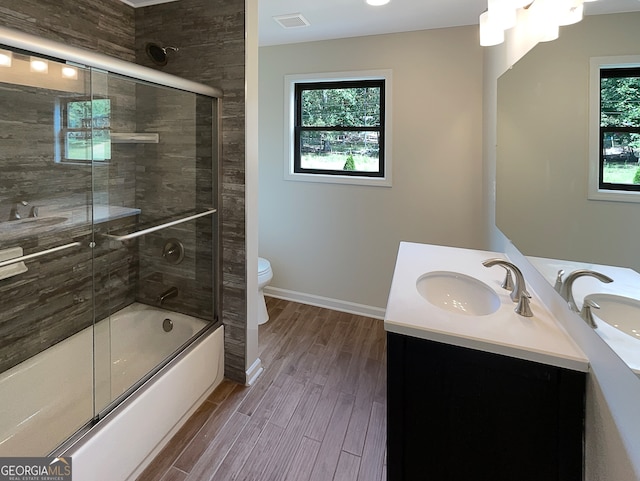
xmin=387 ymin=332 xmax=586 ymax=481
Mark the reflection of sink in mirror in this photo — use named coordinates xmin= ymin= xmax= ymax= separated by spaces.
xmin=585 ymin=293 xmax=640 ymax=341
xmin=416 ymin=271 xmax=501 ymax=316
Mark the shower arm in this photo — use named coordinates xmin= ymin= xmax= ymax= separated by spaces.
xmin=104 ymin=209 xmax=216 ymax=242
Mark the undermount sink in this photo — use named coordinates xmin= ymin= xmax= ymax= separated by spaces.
xmin=416 ymin=271 xmax=501 ymax=316
xmin=585 ymin=293 xmax=640 ymax=340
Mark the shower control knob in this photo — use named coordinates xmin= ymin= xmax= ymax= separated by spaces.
xmin=163 ymin=239 xmax=185 ymax=264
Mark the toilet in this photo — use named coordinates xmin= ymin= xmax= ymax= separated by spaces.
xmin=257 ymin=257 xmax=273 ymax=325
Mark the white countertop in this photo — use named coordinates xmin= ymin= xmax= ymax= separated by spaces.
xmin=384 ymin=242 xmax=589 ymax=372
xmin=529 ymin=255 xmax=640 ymax=376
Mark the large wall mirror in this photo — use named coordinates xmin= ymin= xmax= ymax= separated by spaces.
xmin=497 ymin=10 xmax=640 ymax=376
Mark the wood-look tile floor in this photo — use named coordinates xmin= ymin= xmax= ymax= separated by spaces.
xmin=137 ymin=297 xmax=387 ymax=481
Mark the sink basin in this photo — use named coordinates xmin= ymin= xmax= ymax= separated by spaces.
xmin=416 ymin=271 xmax=501 ymax=316
xmin=585 ymin=293 xmax=640 ymax=340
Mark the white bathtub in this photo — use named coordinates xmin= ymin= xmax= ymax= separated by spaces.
xmin=0 ymin=302 xmax=224 ymax=480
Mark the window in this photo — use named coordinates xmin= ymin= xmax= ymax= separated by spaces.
xmin=285 ymin=71 xmax=392 ymax=186
xmin=589 ymin=56 xmax=640 ymax=202
xmin=599 ymin=67 xmax=640 ymax=191
xmin=56 ymin=98 xmax=111 ymax=163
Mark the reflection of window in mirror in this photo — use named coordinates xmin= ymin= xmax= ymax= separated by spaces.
xmin=589 ymin=56 xmax=640 ymax=202
xmin=55 ymin=97 xmax=111 ymax=163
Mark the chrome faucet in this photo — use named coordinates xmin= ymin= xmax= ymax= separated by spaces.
xmin=8 ymin=200 xmax=28 ymax=220
xmin=482 ymin=258 xmax=532 ymax=317
xmin=556 ymin=269 xmax=613 ymax=312
xmin=158 ymin=286 xmax=179 ymax=305
xmin=580 ymin=298 xmax=600 ymax=328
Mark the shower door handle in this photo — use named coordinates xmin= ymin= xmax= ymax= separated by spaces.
xmin=104 ymin=208 xmax=217 ymax=242
xmin=0 ymin=241 xmax=82 ymax=269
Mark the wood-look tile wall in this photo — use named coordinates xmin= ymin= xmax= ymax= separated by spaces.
xmin=0 ymin=0 xmax=137 ymax=373
xmin=136 ymin=0 xmax=247 ymax=382
xmin=0 ymin=0 xmax=245 ymax=379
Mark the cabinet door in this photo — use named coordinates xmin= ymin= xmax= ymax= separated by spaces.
xmin=387 ymin=333 xmax=585 ymax=481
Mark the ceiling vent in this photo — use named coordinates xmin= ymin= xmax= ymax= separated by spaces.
xmin=273 ymin=13 xmax=310 ymax=29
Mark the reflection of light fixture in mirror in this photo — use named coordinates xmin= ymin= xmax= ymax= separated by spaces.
xmin=61 ymin=66 xmax=78 ymax=79
xmin=366 ymin=0 xmax=390 ymax=5
xmin=479 ymin=0 xmax=594 ymax=47
xmin=0 ymin=49 xmax=12 ymax=67
xmin=30 ymin=57 xmax=48 ymax=73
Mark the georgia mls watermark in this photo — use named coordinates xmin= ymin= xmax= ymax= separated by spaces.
xmin=0 ymin=457 xmax=72 ymax=481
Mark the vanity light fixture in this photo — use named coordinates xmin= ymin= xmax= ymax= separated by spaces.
xmin=479 ymin=0 xmax=597 ymax=47
xmin=29 ymin=57 xmax=48 ymax=73
xmin=366 ymin=0 xmax=391 ymax=6
xmin=0 ymin=49 xmax=12 ymax=67
xmin=61 ymin=66 xmax=78 ymax=79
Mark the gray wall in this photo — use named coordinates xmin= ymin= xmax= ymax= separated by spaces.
xmin=258 ymin=27 xmax=485 ymax=313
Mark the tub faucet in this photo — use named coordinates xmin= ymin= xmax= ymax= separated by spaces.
xmin=556 ymin=269 xmax=613 ymax=312
xmin=158 ymin=286 xmax=179 ymax=305
xmin=482 ymin=258 xmax=532 ymax=317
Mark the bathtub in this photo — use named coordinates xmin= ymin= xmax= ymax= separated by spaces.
xmin=0 ymin=302 xmax=224 ymax=480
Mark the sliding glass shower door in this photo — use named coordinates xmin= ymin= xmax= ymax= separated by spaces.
xmin=0 ymin=43 xmax=219 ymax=455
xmin=0 ymin=54 xmax=96 ymax=455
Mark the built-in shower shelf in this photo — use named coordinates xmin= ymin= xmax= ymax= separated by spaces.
xmin=0 ymin=247 xmax=28 ymax=280
xmin=111 ymin=132 xmax=159 ymax=144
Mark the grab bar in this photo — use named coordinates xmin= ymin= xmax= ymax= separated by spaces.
xmin=104 ymin=208 xmax=216 ymax=242
xmin=0 ymin=242 xmax=82 ymax=269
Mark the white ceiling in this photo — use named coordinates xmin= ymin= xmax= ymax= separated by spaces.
xmin=123 ymin=0 xmax=640 ymax=47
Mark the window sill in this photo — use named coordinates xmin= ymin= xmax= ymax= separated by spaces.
xmin=284 ymin=170 xmax=392 ymax=187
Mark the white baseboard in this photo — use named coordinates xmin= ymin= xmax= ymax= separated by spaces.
xmin=245 ymin=357 xmax=264 ymax=386
xmin=263 ymin=286 xmax=386 ymax=320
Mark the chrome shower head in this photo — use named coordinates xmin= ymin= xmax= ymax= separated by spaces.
xmin=145 ymin=43 xmax=179 ymax=66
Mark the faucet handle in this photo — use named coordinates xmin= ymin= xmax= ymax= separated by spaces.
xmin=515 ymin=290 xmax=533 ymax=317
xmin=580 ymin=299 xmax=599 ymax=328
xmin=500 ymin=266 xmax=514 ymax=292
xmin=554 ymin=269 xmax=564 ymax=293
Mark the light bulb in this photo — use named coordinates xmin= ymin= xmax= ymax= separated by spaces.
xmin=30 ymin=57 xmax=48 ymax=73
xmin=488 ymin=0 xmax=517 ymax=30
xmin=61 ymin=66 xmax=78 ymax=79
xmin=480 ymin=11 xmax=505 ymax=47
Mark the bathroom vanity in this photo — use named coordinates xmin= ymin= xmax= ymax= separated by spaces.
xmin=384 ymin=242 xmax=589 ymax=481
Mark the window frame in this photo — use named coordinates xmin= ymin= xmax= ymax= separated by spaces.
xmin=589 ymin=56 xmax=640 ymax=203
xmin=284 ymin=70 xmax=392 ymax=187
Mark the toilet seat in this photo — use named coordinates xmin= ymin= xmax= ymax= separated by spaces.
xmin=257 ymin=257 xmax=273 ymax=325
xmin=258 ymin=257 xmax=271 ymax=276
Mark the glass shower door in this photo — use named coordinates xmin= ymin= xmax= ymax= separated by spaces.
xmin=94 ymin=72 xmax=217 ymax=415
xmin=0 ymin=53 xmax=95 ymax=455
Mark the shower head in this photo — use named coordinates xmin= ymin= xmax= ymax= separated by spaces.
xmin=145 ymin=43 xmax=179 ymax=66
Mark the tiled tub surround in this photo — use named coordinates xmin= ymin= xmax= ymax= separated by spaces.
xmin=0 ymin=28 xmax=223 ymax=462
xmin=135 ymin=0 xmax=247 ymax=382
xmin=1 ymin=0 xmax=248 ymax=386
xmin=0 ymin=60 xmax=218 ymax=376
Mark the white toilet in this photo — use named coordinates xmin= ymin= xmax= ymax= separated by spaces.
xmin=257 ymin=257 xmax=273 ymax=325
